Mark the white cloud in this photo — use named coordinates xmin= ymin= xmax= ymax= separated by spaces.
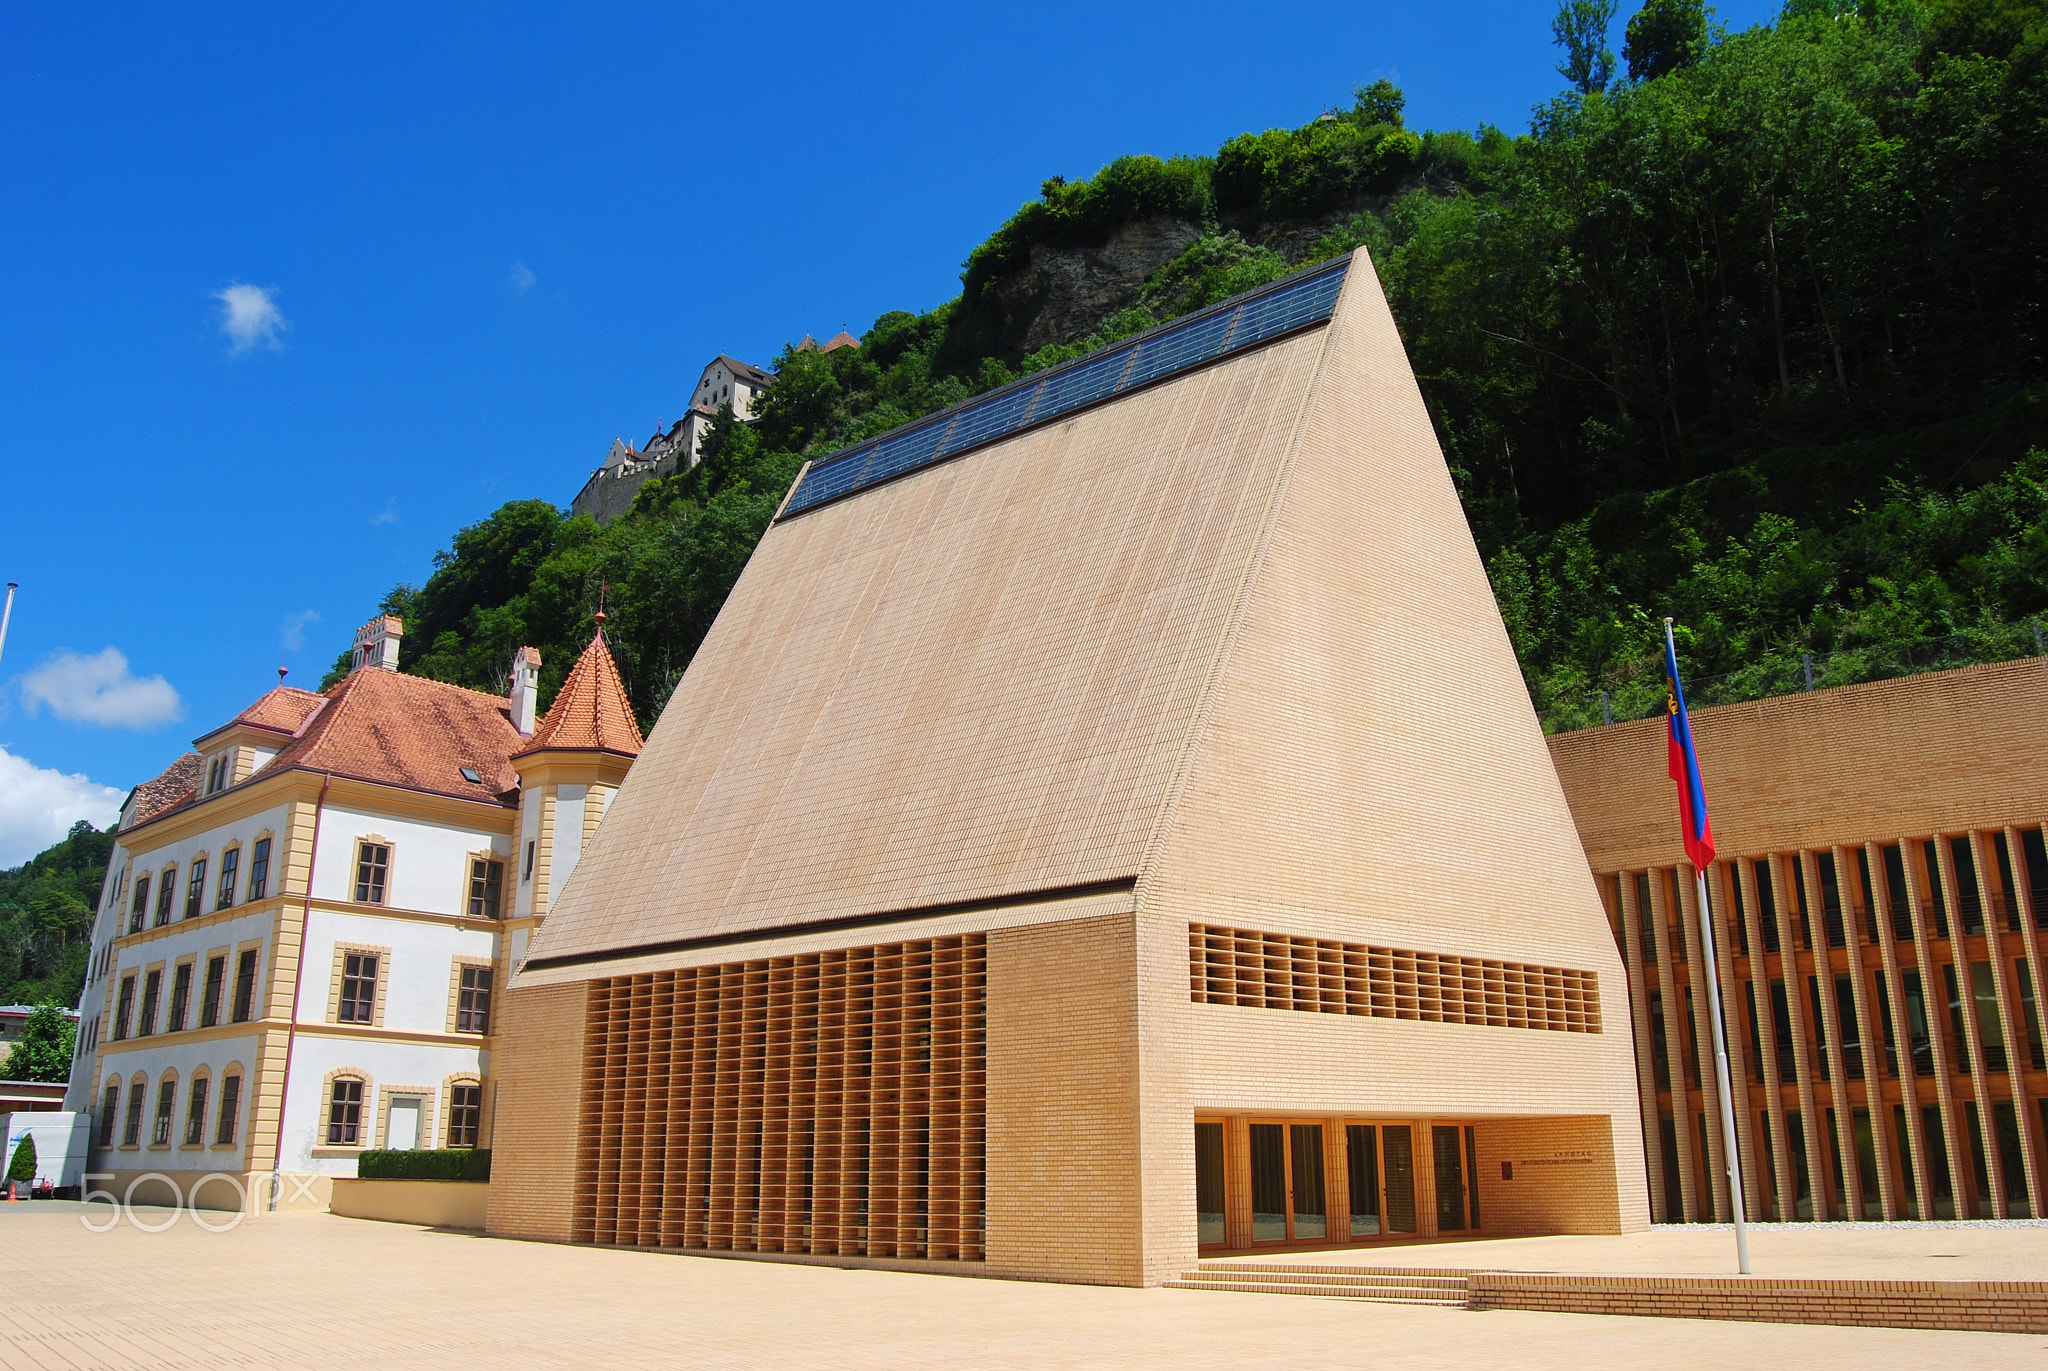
xmin=0 ymin=745 xmax=124 ymax=866
xmin=281 ymin=609 xmax=321 ymax=652
xmin=215 ymin=282 xmax=288 ymax=353
xmin=370 ymin=499 xmax=399 ymax=526
xmin=507 ymin=261 xmax=536 ymax=294
xmin=20 ymin=647 xmax=184 ymax=729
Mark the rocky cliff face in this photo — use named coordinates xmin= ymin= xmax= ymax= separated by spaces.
xmin=982 ymin=215 xmax=1205 ymax=354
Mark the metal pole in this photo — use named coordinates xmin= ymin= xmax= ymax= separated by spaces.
xmin=1695 ymin=866 xmax=1752 ymax=1274
xmin=0 ymin=583 xmax=16 ymax=669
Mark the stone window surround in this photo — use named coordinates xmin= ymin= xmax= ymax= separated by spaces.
xmin=446 ymin=957 xmax=495 ymax=1035
xmin=166 ymin=955 xmax=197 ymax=1034
xmin=314 ymin=1066 xmax=374 ymax=1153
xmin=440 ymin=1072 xmax=485 ymax=1149
xmin=467 ymin=849 xmax=506 ymax=919
xmin=213 ymin=1064 xmax=246 ymax=1149
xmin=180 ymin=1067 xmax=212 ymax=1149
xmin=119 ymin=1072 xmax=148 ymax=1150
xmin=352 ymin=835 xmax=394 ymax=906
xmin=215 ymin=842 xmax=241 ymax=911
xmin=231 ymin=939 xmax=266 ymax=1023
xmin=327 ymin=942 xmax=392 ymax=1028
xmin=244 ymin=829 xmax=277 ymax=902
xmin=148 ymin=1069 xmax=179 ymax=1150
xmin=183 ymin=852 xmax=209 ymax=920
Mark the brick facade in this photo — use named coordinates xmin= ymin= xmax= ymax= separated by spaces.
xmin=1550 ymin=657 xmax=2048 ymax=1223
xmin=489 ymin=251 xmax=1648 ymax=1282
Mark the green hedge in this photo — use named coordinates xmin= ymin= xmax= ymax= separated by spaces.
xmin=356 ymin=1148 xmax=490 ymax=1182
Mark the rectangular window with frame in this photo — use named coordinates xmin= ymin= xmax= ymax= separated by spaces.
xmin=338 ymin=952 xmax=379 ymax=1023
xmin=184 ymin=858 xmax=207 ymax=919
xmin=232 ymin=948 xmax=259 ymax=1023
xmin=114 ymin=974 xmax=135 ymax=1040
xmin=215 ymin=1074 xmax=242 ymax=1145
xmin=97 ymin=1083 xmax=119 ymax=1146
xmin=447 ymin=1082 xmax=482 ymax=1148
xmin=246 ymin=837 xmax=271 ymax=902
xmin=122 ymin=1081 xmax=144 ymax=1147
xmin=154 ymin=867 xmax=176 ymax=926
xmin=200 ymin=955 xmax=226 ymax=1028
xmin=183 ymin=1077 xmax=210 ymax=1146
xmin=216 ymin=847 xmax=239 ymax=910
xmin=327 ymin=1078 xmax=364 ymax=1145
xmin=523 ymin=839 xmax=535 ymax=883
xmin=354 ymin=843 xmax=390 ymax=905
xmin=152 ymin=1079 xmax=175 ymax=1146
xmin=469 ymin=858 xmax=504 ymax=919
xmin=138 ymin=968 xmax=162 ymax=1037
xmin=456 ymin=964 xmax=492 ymax=1033
xmin=167 ymin=961 xmax=193 ymax=1033
xmin=129 ymin=874 xmax=151 ymax=934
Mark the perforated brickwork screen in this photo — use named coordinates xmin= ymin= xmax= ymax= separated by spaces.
xmin=1190 ymin=924 xmax=1601 ymax=1033
xmin=574 ymin=935 xmax=987 ymax=1259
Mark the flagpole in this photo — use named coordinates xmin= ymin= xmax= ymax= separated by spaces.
xmin=1667 ymin=617 xmax=1751 ymax=1276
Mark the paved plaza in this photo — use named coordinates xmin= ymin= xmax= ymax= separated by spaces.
xmin=1214 ymin=1220 xmax=2048 ymax=1280
xmin=2 ymin=1207 xmax=2046 ymax=1369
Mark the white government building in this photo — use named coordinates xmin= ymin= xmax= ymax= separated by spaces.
xmin=64 ymin=615 xmax=642 ymax=1209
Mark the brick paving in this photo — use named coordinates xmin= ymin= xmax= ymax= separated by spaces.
xmin=1211 ymin=1222 xmax=2048 ymax=1280
xmin=3 ymin=1207 xmax=2045 ymax=1368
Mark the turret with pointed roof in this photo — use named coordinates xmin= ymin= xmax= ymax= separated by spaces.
xmin=507 ymin=628 xmax=641 ymax=923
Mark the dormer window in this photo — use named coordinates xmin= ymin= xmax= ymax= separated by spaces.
xmin=205 ymin=754 xmax=232 ymax=795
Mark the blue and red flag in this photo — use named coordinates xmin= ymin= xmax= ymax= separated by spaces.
xmin=1664 ymin=627 xmax=1716 ymax=870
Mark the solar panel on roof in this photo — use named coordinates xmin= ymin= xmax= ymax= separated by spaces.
xmin=780 ymin=256 xmax=1350 ymax=519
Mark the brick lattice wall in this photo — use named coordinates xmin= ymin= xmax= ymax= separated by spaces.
xmin=1190 ymin=925 xmax=1602 ymax=1033
xmin=573 ymin=935 xmax=986 ymax=1261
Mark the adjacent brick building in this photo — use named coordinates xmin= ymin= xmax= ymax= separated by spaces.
xmin=486 ymin=251 xmax=1650 ymax=1285
xmin=1550 ymin=656 xmax=2048 ymax=1226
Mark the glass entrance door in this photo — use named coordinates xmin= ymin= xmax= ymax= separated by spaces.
xmin=1247 ymin=1121 xmax=1330 ymax=1242
xmin=1347 ymin=1123 xmax=1416 ymax=1237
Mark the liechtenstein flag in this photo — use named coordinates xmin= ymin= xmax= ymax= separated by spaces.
xmin=1664 ymin=624 xmax=1717 ymax=869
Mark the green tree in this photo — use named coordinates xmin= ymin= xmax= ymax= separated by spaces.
xmin=5 ymin=1134 xmax=34 ymax=1183
xmin=1625 ymin=0 xmax=1710 ymax=81
xmin=7 ymin=1005 xmax=75 ymax=1083
xmin=1554 ymin=0 xmax=1619 ymax=92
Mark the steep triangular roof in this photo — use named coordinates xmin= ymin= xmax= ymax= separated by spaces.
xmin=523 ymin=249 xmax=1615 ymax=983
xmin=821 ymin=331 xmax=860 ymax=353
xmin=516 ymin=633 xmax=643 ymax=759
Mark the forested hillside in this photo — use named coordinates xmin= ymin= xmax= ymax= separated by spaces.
xmin=0 ymin=822 xmax=112 ymax=1012
xmin=331 ymin=0 xmax=2048 ymax=734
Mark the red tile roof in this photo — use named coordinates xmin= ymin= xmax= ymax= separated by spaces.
xmin=259 ymin=666 xmax=527 ymax=804
xmin=821 ymin=331 xmax=860 ymax=353
xmin=126 ymin=753 xmax=204 ymax=829
xmin=516 ymin=633 xmax=643 ymax=759
xmin=196 ymin=685 xmax=325 ymax=743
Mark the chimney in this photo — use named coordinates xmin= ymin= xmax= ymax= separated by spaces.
xmin=351 ymin=616 xmax=402 ymax=672
xmin=509 ymin=645 xmax=542 ymax=736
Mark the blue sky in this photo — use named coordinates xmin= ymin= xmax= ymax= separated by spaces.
xmin=0 ymin=0 xmax=1777 ymax=863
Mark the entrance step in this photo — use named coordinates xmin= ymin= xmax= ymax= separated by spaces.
xmin=1165 ymin=1263 xmax=1470 ymax=1307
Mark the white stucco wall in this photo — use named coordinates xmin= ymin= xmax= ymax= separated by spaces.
xmin=300 ymin=908 xmax=497 ymax=1033
xmin=310 ymin=803 xmax=509 ymax=913
xmin=90 ymin=1030 xmax=262 ymax=1175
xmin=276 ymin=1034 xmax=490 ymax=1174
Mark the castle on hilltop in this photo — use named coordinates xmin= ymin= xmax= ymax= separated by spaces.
xmin=570 ymin=335 xmax=858 ymax=523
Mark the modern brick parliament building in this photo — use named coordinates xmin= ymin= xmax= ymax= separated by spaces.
xmin=1550 ymin=656 xmax=2048 ymax=1227
xmin=483 ymin=250 xmax=1651 ymax=1285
